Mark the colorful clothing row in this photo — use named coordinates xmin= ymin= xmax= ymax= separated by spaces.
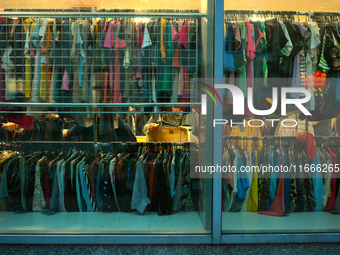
xmin=222 ymin=144 xmax=340 ymax=215
xmin=0 ymin=148 xmax=195 ymax=215
xmin=224 ymin=19 xmax=340 ymax=120
xmin=0 ymin=17 xmax=197 ymax=115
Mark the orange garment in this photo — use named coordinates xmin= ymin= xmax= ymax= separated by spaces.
xmin=173 ymin=47 xmax=180 ymax=67
xmin=295 ymin=131 xmax=315 ymax=161
xmin=160 ymin=19 xmax=166 ymax=62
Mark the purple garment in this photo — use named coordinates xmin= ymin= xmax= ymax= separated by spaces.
xmin=103 ymin=22 xmax=114 ymax=49
xmin=61 ymin=69 xmax=69 ymax=91
xmin=292 ymin=21 xmax=308 ymax=36
xmin=110 ymin=64 xmax=114 ymax=101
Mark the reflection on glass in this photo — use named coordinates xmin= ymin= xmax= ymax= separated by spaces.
xmin=0 ymin=6 xmax=212 ymax=234
xmin=222 ymin=9 xmax=340 ymax=234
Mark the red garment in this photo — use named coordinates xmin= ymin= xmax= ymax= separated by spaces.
xmin=135 ymin=22 xmax=142 ymax=79
xmin=138 ymin=26 xmax=145 ymax=49
xmin=177 ymin=19 xmax=189 ymax=49
xmin=295 ymin=131 xmax=315 ymax=161
xmin=113 ymin=21 xmax=125 ymax=104
xmin=324 ymin=149 xmax=337 ymax=211
xmin=102 ymin=20 xmax=109 ymax=33
xmin=258 ymin=171 xmax=285 ymax=216
xmin=173 ymin=47 xmax=181 ymax=67
xmin=255 ymin=29 xmax=265 ymax=48
xmin=2 ymin=112 xmax=34 ymax=130
xmin=148 ymin=162 xmax=155 ymax=210
xmin=45 ymin=158 xmax=55 ymax=209
xmin=244 ymin=21 xmax=256 ymax=60
xmin=117 ymin=157 xmax=125 ymax=181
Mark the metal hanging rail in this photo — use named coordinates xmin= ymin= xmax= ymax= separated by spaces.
xmin=0 ymin=102 xmax=200 ymax=108
xmin=223 ymin=136 xmax=296 ymax=141
xmin=223 ymin=136 xmax=340 ymax=141
xmin=223 ymin=10 xmax=340 ymax=21
xmin=224 ymin=10 xmax=308 ymax=15
xmin=1 ymin=140 xmax=197 ymax=147
xmin=95 ymin=141 xmax=197 ymax=148
xmin=0 ymin=11 xmax=207 ymax=18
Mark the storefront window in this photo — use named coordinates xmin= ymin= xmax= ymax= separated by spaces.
xmin=222 ymin=2 xmax=340 ymax=234
xmin=0 ymin=0 xmax=213 ymax=235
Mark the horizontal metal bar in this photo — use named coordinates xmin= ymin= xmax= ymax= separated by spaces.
xmin=0 ymin=102 xmax=199 ymax=107
xmin=224 ymin=10 xmax=307 ymax=15
xmin=312 ymin=11 xmax=340 ymax=15
xmin=221 ymin=233 xmax=340 ymax=244
xmin=0 ymin=111 xmax=194 ymax=115
xmin=4 ymin=141 xmax=197 ymax=146
xmin=0 ymin=234 xmax=212 ymax=244
xmin=314 ymin=136 xmax=340 ymax=140
xmin=8 ymin=141 xmax=94 ymax=144
xmin=96 ymin=142 xmax=197 ymax=147
xmin=0 ymin=12 xmax=206 ymax=18
xmin=223 ymin=136 xmax=295 ymax=140
xmin=223 ymin=136 xmax=340 ymax=140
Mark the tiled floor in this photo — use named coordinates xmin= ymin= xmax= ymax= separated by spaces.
xmin=0 ymin=211 xmax=206 ymax=234
xmin=222 ymin=211 xmax=340 ymax=233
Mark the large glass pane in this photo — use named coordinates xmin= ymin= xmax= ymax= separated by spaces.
xmin=222 ymin=1 xmax=340 ymax=234
xmin=0 ymin=0 xmax=213 ymax=235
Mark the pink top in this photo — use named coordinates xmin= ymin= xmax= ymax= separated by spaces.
xmin=171 ymin=21 xmax=178 ymax=41
xmin=244 ymin=21 xmax=256 ymax=60
xmin=178 ymin=19 xmax=189 ymax=49
xmin=103 ymin=21 xmax=114 ymax=49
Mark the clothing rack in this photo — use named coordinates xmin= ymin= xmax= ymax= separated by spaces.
xmin=0 ymin=102 xmax=200 ymax=108
xmin=223 ymin=136 xmax=296 ymax=141
xmin=1 ymin=140 xmax=197 ymax=157
xmin=95 ymin=141 xmax=197 ymax=147
xmin=1 ymin=140 xmax=197 ymax=147
xmin=0 ymin=102 xmax=200 ymax=115
xmin=0 ymin=12 xmax=200 ymax=115
xmin=224 ymin=10 xmax=308 ymax=15
xmin=0 ymin=11 xmax=206 ymax=18
xmin=223 ymin=136 xmax=340 ymax=141
xmin=223 ymin=10 xmax=340 ymax=22
xmin=2 ymin=8 xmax=201 ymax=13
